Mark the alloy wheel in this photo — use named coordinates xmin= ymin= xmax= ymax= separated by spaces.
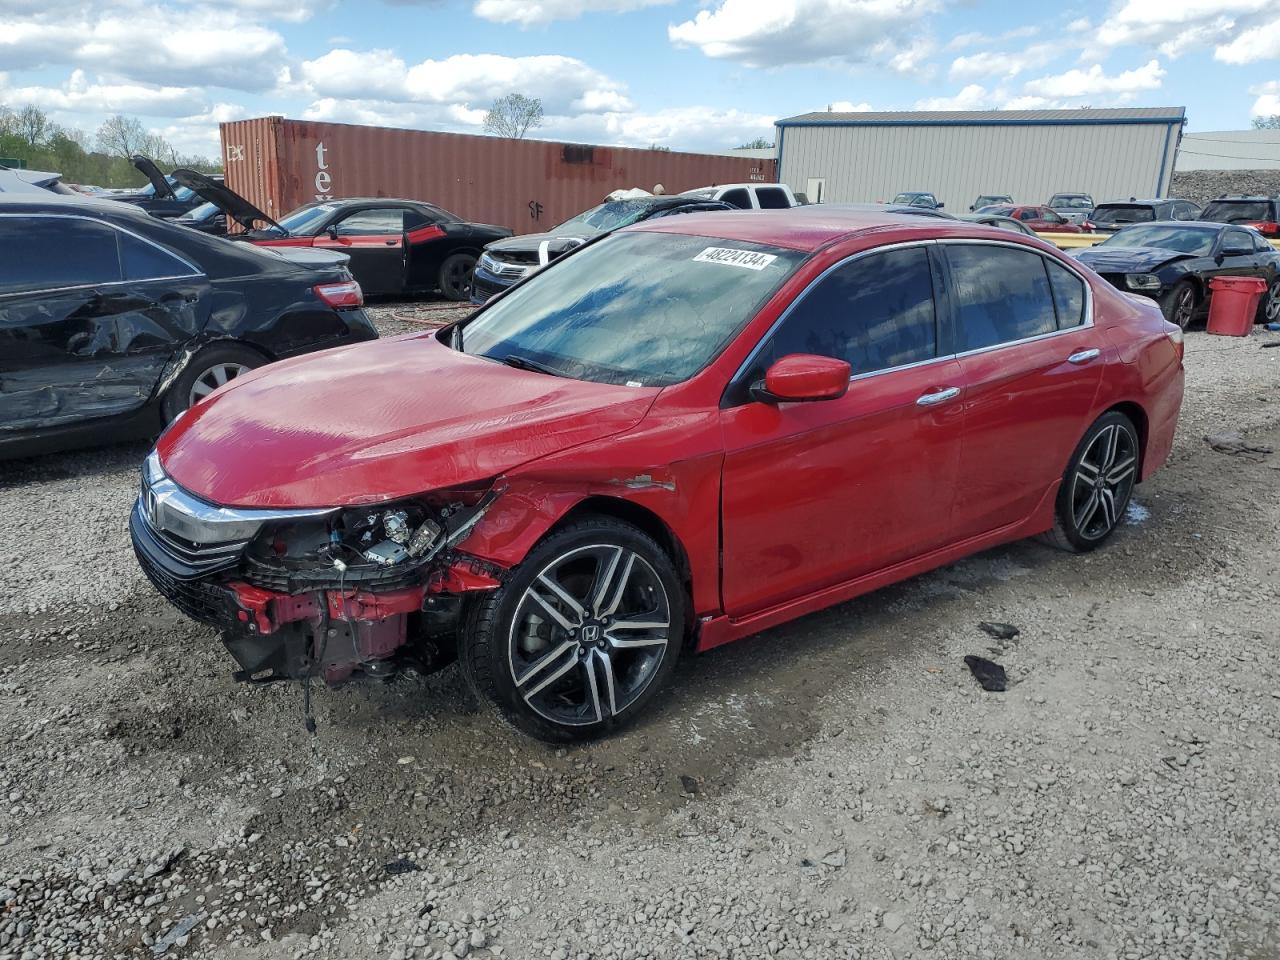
xmin=1172 ymin=286 xmax=1195 ymax=329
xmin=188 ymin=362 xmax=251 ymax=406
xmin=1069 ymin=423 xmax=1138 ymax=541
xmin=507 ymin=544 xmax=671 ymax=727
xmin=1266 ymin=280 xmax=1280 ymax=322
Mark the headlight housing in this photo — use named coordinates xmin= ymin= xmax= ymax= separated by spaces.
xmin=1125 ymin=273 xmax=1162 ymax=291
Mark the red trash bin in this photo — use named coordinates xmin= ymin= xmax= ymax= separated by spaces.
xmin=1206 ymin=276 xmax=1267 ymax=336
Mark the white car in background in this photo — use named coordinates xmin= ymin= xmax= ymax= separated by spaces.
xmin=681 ymin=182 xmax=801 ymax=210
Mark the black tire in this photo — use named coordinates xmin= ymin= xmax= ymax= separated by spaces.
xmin=438 ymin=253 xmax=477 ymax=302
xmin=459 ymin=516 xmax=686 ymax=742
xmin=161 ymin=342 xmax=265 ymax=422
xmin=1159 ymin=279 xmax=1198 ymax=330
xmin=1039 ymin=411 xmax=1140 ymax=553
xmin=1257 ymin=276 xmax=1280 ymax=325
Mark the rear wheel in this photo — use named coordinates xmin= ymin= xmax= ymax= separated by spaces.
xmin=1039 ymin=411 xmax=1140 ymax=553
xmin=438 ymin=253 xmax=477 ymax=301
xmin=1259 ymin=277 xmax=1280 ymax=324
xmin=161 ymin=343 xmax=264 ymax=422
xmin=459 ymin=517 xmax=685 ymax=742
xmin=1159 ymin=279 xmax=1197 ymax=330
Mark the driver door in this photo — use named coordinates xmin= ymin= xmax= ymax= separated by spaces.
xmin=1210 ymin=227 xmax=1268 ymax=283
xmin=315 ymin=207 xmax=406 ymax=295
xmin=718 ymin=244 xmax=964 ymax=618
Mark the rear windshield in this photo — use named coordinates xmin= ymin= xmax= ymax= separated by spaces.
xmin=1092 ymin=205 xmax=1155 ymax=225
xmin=1050 ymin=196 xmax=1093 ymax=209
xmin=456 ymin=231 xmax=806 ymax=387
xmin=1201 ymin=200 xmax=1272 ymax=223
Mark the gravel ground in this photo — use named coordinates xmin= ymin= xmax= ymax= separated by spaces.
xmin=2 ymin=315 xmax=1280 ymax=960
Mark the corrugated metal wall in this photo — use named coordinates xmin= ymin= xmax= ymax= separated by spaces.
xmin=219 ymin=118 xmax=776 ymax=235
xmin=777 ymin=121 xmax=1181 ymax=208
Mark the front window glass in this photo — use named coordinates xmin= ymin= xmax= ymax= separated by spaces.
xmin=754 ymin=246 xmax=937 ymax=378
xmin=277 ymin=203 xmax=339 ymax=234
xmin=1098 ymin=224 xmax=1216 ymax=255
xmin=1201 ymin=201 xmax=1271 ymax=223
xmin=1092 ymin=205 xmax=1156 ymax=225
xmin=457 ymin=232 xmax=805 ymax=387
xmin=336 ymin=209 xmax=404 ymax=236
xmin=550 ymin=200 xmax=661 ymax=236
xmin=947 ymin=245 xmax=1057 ymax=351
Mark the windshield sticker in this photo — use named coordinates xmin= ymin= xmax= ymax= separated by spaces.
xmin=693 ymin=247 xmax=778 ymax=270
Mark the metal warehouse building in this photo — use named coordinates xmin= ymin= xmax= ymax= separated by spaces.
xmin=775 ymin=107 xmax=1185 ymax=209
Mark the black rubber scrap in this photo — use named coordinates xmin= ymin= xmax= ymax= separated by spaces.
xmin=978 ymin=622 xmax=1020 ymax=641
xmin=384 ymin=859 xmax=421 ymax=876
xmin=964 ymin=655 xmax=1008 ymax=692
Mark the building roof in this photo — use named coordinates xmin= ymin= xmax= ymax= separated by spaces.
xmin=776 ymin=107 xmax=1186 ymax=127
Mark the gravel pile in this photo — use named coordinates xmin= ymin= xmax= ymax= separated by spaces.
xmin=1169 ymin=169 xmax=1280 ymax=206
xmin=2 ymin=326 xmax=1279 ymax=960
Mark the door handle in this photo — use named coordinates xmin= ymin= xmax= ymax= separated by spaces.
xmin=1067 ymin=348 xmax=1101 ymax=364
xmin=384 ymin=240 xmax=398 ymax=246
xmin=916 ymin=386 xmax=960 ymax=406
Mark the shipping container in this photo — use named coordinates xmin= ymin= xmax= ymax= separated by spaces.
xmin=218 ymin=117 xmax=777 ymax=235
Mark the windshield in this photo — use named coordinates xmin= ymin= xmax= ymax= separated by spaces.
xmin=892 ymin=193 xmax=930 ymax=205
xmin=1092 ymin=205 xmax=1155 ymax=225
xmin=1099 ymin=224 xmax=1216 ymax=255
xmin=1050 ymin=196 xmax=1093 ymax=209
xmin=277 ymin=203 xmax=339 ymax=234
xmin=980 ymin=205 xmax=1016 ymax=216
xmin=456 ymin=232 xmax=805 ymax=387
xmin=179 ymin=201 xmax=221 ymax=223
xmin=550 ymin=199 xmax=662 ymax=236
xmin=976 ymin=196 xmax=1010 ymax=206
xmin=1201 ymin=201 xmax=1271 ymax=223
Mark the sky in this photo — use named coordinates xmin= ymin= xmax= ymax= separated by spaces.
xmin=2 ymin=0 xmax=1279 ymax=159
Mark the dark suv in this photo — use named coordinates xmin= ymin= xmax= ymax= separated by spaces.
xmin=1090 ymin=198 xmax=1201 ymax=233
xmin=1200 ymin=196 xmax=1280 ymax=238
xmin=0 ymin=193 xmax=377 ymax=458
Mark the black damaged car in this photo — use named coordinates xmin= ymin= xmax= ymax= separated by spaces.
xmin=1076 ymin=221 xmax=1280 ymax=328
xmin=111 ymin=155 xmax=220 ymax=219
xmin=470 ymin=194 xmax=734 ymax=303
xmin=0 ymin=193 xmax=377 ymax=459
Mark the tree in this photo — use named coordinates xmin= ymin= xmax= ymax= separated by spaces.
xmin=1254 ymin=115 xmax=1280 ymax=129
xmin=483 ymin=94 xmax=544 ymax=140
xmin=736 ymin=137 xmax=774 ymax=149
xmin=13 ymin=104 xmax=52 ymax=148
xmin=96 ymin=114 xmax=151 ymax=159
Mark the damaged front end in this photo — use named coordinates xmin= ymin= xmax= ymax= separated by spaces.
xmin=129 ymin=452 xmax=502 ymax=685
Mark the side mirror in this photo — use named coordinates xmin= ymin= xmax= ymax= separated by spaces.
xmin=969 ymin=204 xmax=976 ymax=211
xmin=936 ymin=201 xmax=945 ymax=209
xmin=326 ymin=224 xmax=339 ymax=240
xmin=750 ymin=354 xmax=851 ymax=404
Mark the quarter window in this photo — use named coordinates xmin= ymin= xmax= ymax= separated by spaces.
xmin=757 ymin=246 xmax=938 ymax=378
xmin=335 ymin=208 xmax=405 ymax=236
xmin=120 ymin=232 xmax=196 ymax=281
xmin=947 ymin=245 xmax=1058 ymax=351
xmin=1046 ymin=259 xmax=1086 ymax=329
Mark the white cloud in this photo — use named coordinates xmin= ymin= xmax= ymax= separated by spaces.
xmin=1095 ymin=0 xmax=1272 ymax=58
xmin=1214 ymin=17 xmax=1280 ymax=63
xmin=915 ymin=84 xmax=994 ymax=111
xmin=668 ymin=0 xmax=942 ymax=71
xmin=0 ymin=69 xmax=205 ymax=117
xmin=1251 ymin=81 xmax=1280 ymax=117
xmin=156 ymin=103 xmax=250 ymax=156
xmin=1022 ymin=59 xmax=1165 ymax=100
xmin=828 ymin=100 xmax=873 ymax=111
xmin=298 ymin=50 xmax=631 ymax=116
xmin=473 ymin=0 xmax=673 ymax=26
xmin=949 ymin=43 xmax=1061 ymax=81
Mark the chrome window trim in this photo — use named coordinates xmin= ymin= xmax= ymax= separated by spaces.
xmin=0 ymin=212 xmax=205 ymax=296
xmin=728 ymin=235 xmax=1096 ymax=397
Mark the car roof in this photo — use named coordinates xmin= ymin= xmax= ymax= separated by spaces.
xmin=626 ymin=206 xmax=1049 ymax=253
xmin=0 ymin=191 xmax=157 ymax=217
xmin=1096 ymin=199 xmax=1176 ymax=206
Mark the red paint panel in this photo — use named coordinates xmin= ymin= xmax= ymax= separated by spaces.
xmin=314 ymin=234 xmax=402 ymax=249
xmin=252 ymin=237 xmax=315 ymax=247
xmin=407 ymin=225 xmax=445 ymax=245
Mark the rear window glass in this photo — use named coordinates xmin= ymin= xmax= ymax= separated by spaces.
xmin=120 ymin=232 xmax=197 ymax=281
xmin=0 ymin=216 xmax=121 ymax=291
xmin=1201 ymin=201 xmax=1272 ymax=223
xmin=947 ymin=245 xmax=1057 ymax=351
xmin=1092 ymin=205 xmax=1156 ymax=225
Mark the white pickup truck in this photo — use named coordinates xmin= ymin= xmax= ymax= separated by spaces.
xmin=680 ymin=183 xmax=802 ymax=210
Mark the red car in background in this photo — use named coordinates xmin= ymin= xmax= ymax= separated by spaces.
xmin=131 ymin=209 xmax=1184 ymax=741
xmin=978 ymin=204 xmax=1088 ymax=233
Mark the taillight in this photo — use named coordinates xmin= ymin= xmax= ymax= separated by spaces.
xmin=1249 ymin=221 xmax=1278 ymax=236
xmin=1082 ymin=221 xmax=1096 ymax=231
xmin=1165 ymin=321 xmax=1184 ymax=361
xmin=314 ymin=279 xmax=363 ymax=308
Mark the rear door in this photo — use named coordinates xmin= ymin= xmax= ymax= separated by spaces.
xmin=719 ymin=243 xmax=964 ymax=616
xmin=316 ymin=207 xmax=406 ymax=295
xmin=944 ymin=241 xmax=1103 ymax=541
xmin=0 ymin=214 xmax=205 ymax=432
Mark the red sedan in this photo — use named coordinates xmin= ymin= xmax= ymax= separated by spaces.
xmin=131 ymin=209 xmax=1185 ymax=741
xmin=980 ymin=204 xmax=1087 ymax=233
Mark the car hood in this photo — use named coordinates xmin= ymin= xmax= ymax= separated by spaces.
xmin=486 ymin=231 xmax=590 ymax=262
xmin=157 ymin=334 xmax=660 ymax=509
xmin=1076 ymin=246 xmax=1188 ymax=272
xmin=129 ymin=155 xmax=174 ymax=199
xmin=171 ymin=168 xmax=283 ymax=233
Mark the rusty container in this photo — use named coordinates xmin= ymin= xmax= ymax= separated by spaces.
xmin=219 ymin=117 xmax=777 ymax=235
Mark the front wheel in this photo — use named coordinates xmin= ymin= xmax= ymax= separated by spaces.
xmin=459 ymin=517 xmax=686 ymax=742
xmin=438 ymin=253 xmax=477 ymax=302
xmin=1039 ymin=411 xmax=1140 ymax=553
xmin=1159 ymin=279 xmax=1197 ymax=330
xmin=1258 ymin=277 xmax=1280 ymax=324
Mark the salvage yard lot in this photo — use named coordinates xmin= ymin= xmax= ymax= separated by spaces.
xmin=2 ymin=315 xmax=1279 ymax=960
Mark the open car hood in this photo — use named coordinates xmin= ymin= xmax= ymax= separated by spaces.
xmin=486 ymin=231 xmax=589 ymax=262
xmin=129 ymin=155 xmax=175 ymax=200
xmin=157 ymin=334 xmax=660 ymax=509
xmin=171 ymin=168 xmax=283 ymax=233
